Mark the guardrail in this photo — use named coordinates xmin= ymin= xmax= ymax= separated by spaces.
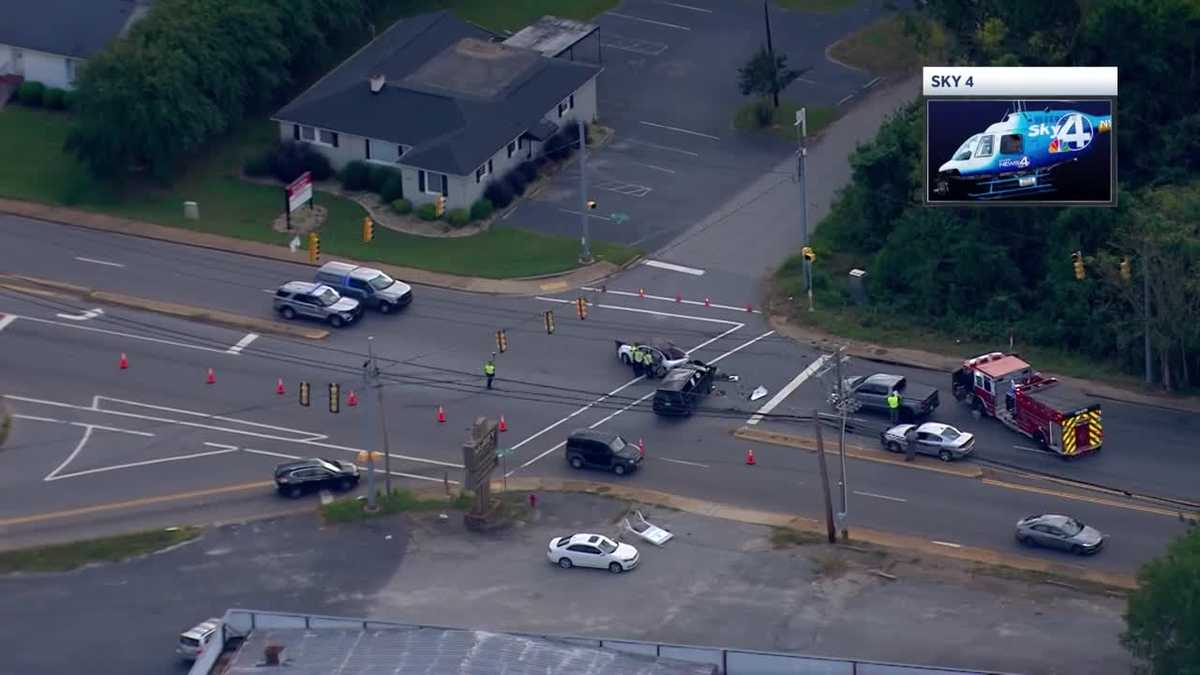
xmin=191 ymin=609 xmax=1018 ymax=675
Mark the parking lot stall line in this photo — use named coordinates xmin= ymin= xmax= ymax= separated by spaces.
xmin=657 ymin=0 xmax=712 ymax=12
xmin=746 ymin=355 xmax=830 ymax=425
xmin=623 ymin=138 xmax=700 ymax=157
xmin=606 ymin=11 xmax=691 ymax=30
xmin=639 ymin=120 xmax=720 ymax=140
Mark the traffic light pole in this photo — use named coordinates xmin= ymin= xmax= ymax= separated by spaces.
xmin=578 ymin=121 xmax=593 ymax=264
xmin=363 ymin=336 xmax=378 ymax=512
xmin=796 ymin=108 xmax=812 ymax=312
xmin=1143 ymin=257 xmax=1152 ymax=385
xmin=370 ymin=336 xmax=392 ymax=496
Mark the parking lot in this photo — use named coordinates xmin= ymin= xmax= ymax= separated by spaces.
xmin=502 ymin=0 xmax=886 ymax=253
xmin=0 ymin=494 xmax=1132 ymax=675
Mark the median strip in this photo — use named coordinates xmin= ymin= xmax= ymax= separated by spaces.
xmin=0 ymin=526 xmax=201 ymax=574
xmin=0 ymin=273 xmax=328 ymax=340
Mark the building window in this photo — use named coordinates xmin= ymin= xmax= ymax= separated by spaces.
xmin=421 ymin=170 xmax=447 ymax=195
xmin=365 ymin=138 xmax=371 ymax=160
xmin=318 ymin=129 xmax=339 ymax=147
xmin=557 ymin=102 xmax=567 ymax=118
xmin=299 ymin=126 xmax=316 ymax=141
xmin=507 ymin=140 xmax=516 ymax=158
xmin=569 ymin=94 xmax=575 ymax=110
xmin=366 ymin=140 xmax=407 ymax=164
xmin=475 ymin=161 xmax=491 ymax=184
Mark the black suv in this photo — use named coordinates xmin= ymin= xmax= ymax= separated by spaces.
xmin=273 ymin=458 xmax=360 ymax=497
xmin=652 ymin=361 xmax=717 ymax=417
xmin=565 ymin=430 xmax=643 ymax=476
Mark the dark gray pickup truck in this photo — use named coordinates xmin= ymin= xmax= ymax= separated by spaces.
xmin=831 ymin=373 xmax=940 ymax=422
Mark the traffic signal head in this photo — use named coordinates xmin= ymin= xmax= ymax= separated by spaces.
xmin=576 ymin=296 xmax=588 ymax=320
xmin=328 ymin=382 xmax=340 ymax=414
xmin=802 ymin=246 xmax=816 ymax=262
xmin=363 ymin=216 xmax=374 ymax=242
xmin=299 ymin=381 xmax=311 ymax=407
xmin=544 ymin=310 xmax=556 ymax=334
xmin=496 ymin=329 xmax=508 ymax=353
xmin=1072 ymin=251 xmax=1085 ymax=280
xmin=307 ymin=232 xmax=320 ymax=263
xmin=1119 ymin=257 xmax=1132 ymax=283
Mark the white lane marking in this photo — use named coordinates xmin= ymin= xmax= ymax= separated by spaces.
xmin=8 ymin=314 xmax=231 ymax=354
xmin=509 ymin=377 xmax=645 ymax=455
xmin=601 ymin=37 xmax=669 ymax=56
xmin=68 ymin=422 xmax=154 ymax=436
xmin=96 ymin=396 xmax=326 ymax=441
xmin=634 ymin=162 xmax=677 ymax=174
xmin=624 ymin=138 xmax=700 ymax=157
xmin=658 ymin=457 xmax=710 ymax=468
xmin=747 ymin=355 xmax=830 ymax=425
xmin=241 ymin=447 xmax=447 ymax=484
xmin=44 ymin=424 xmax=94 ymax=481
xmin=559 ymin=207 xmax=614 ymax=221
xmin=0 ymin=314 xmax=17 ymax=332
xmin=8 ymin=394 xmax=462 ymax=469
xmin=74 ymin=256 xmax=125 ymax=268
xmin=931 ymin=540 xmax=963 ymax=549
xmin=12 ymin=414 xmax=65 ymax=424
xmin=581 ymin=286 xmax=759 ymax=313
xmin=607 ymin=11 xmax=691 ymax=30
xmin=203 ymin=442 xmax=240 ymax=451
xmin=639 ymin=120 xmax=720 ymax=140
xmin=643 ymin=259 xmax=705 ymax=276
xmin=837 ymin=93 xmax=854 ymax=106
xmin=240 ymin=447 xmax=302 ymax=460
xmin=262 ymin=289 xmax=276 ymax=294
xmin=1013 ymin=445 xmax=1043 ymax=454
xmin=594 ymin=303 xmax=742 ymax=326
xmin=709 ymin=329 xmax=774 ymax=365
xmin=658 ymin=0 xmax=712 ymax=12
xmin=227 ymin=332 xmax=260 ymax=354
xmin=48 ymin=447 xmax=243 ymax=481
xmin=854 ymin=490 xmax=908 ymax=503
xmin=55 ymin=308 xmax=104 ymax=321
xmin=535 ymin=296 xmax=572 ymax=304
xmin=320 ymin=490 xmax=334 ymax=505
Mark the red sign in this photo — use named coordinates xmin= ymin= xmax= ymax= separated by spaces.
xmin=286 ymin=171 xmax=313 ymax=213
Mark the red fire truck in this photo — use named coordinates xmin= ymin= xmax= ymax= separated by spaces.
xmin=951 ymin=352 xmax=1102 ymax=457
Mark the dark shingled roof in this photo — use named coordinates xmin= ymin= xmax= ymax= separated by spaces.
xmin=274 ymin=11 xmax=599 ymax=176
xmin=0 ymin=0 xmax=146 ymax=59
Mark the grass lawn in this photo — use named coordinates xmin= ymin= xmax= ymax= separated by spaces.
xmin=375 ymin=0 xmax=619 ymax=33
xmin=0 ymin=108 xmax=638 ymax=278
xmin=828 ymin=13 xmax=938 ymax=77
xmin=321 ymin=489 xmax=472 ymax=524
xmin=0 ymin=526 xmax=200 ymax=573
xmin=734 ymin=100 xmax=840 ymax=141
xmin=771 ymin=0 xmax=857 ymax=12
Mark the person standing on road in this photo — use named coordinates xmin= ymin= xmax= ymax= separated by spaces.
xmin=887 ymin=389 xmax=901 ymax=425
xmin=484 ymin=354 xmax=496 ymax=389
xmin=631 ymin=345 xmax=645 ymax=376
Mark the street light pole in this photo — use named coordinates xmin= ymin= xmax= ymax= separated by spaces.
xmin=578 ymin=121 xmax=593 ymax=264
xmin=363 ymin=336 xmax=378 ymax=512
xmin=833 ymin=346 xmax=849 ymax=539
xmin=795 ymin=107 xmax=812 ymax=312
xmin=762 ymin=0 xmax=779 ymax=108
xmin=1142 ymin=255 xmax=1152 ymax=385
xmin=370 ymin=337 xmax=392 ymax=496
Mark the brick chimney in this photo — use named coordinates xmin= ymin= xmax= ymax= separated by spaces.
xmin=264 ymin=644 xmax=285 ymax=666
xmin=369 ymin=74 xmax=386 ymax=94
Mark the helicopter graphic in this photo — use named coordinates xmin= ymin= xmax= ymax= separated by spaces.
xmin=932 ymin=101 xmax=1112 ymax=200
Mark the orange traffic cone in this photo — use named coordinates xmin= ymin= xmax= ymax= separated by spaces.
xmin=347 ymin=391 xmax=358 ymax=407
xmin=745 ymin=449 xmax=756 ymax=466
xmin=638 ymin=438 xmax=646 ymax=457
xmin=674 ymin=292 xmax=682 ymax=303
xmin=437 ymin=405 xmax=446 ymax=423
xmin=745 ymin=303 xmax=753 ymax=312
xmin=118 ymin=353 xmax=129 ymax=370
xmin=639 ymin=288 xmax=646 ymax=299
xmin=498 ymin=415 xmax=508 ymax=432
xmin=704 ymin=298 xmax=711 ymax=308
xmin=275 ymin=378 xmax=285 ymax=395
xmin=206 ymin=368 xmax=216 ymax=384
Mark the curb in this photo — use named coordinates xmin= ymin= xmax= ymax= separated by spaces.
xmin=0 ymin=197 xmax=621 ymax=297
xmin=0 ymin=397 xmax=10 ymax=448
xmin=734 ymin=425 xmax=983 ymax=479
xmin=491 ymin=477 xmax=1137 ymax=591
xmin=0 ymin=273 xmax=329 ymax=340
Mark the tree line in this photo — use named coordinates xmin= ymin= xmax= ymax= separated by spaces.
xmin=64 ymin=0 xmax=385 ymax=180
xmin=805 ymin=0 xmax=1200 ymax=390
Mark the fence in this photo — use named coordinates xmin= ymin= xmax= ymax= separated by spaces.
xmin=190 ymin=609 xmax=1018 ymax=675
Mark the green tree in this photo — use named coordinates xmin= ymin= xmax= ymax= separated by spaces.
xmin=737 ymin=45 xmax=806 ymax=108
xmin=1122 ymin=525 xmax=1200 ymax=673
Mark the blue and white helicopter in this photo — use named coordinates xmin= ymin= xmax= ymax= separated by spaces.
xmin=933 ymin=102 xmax=1112 ymax=200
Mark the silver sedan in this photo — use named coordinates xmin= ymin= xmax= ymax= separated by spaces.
xmin=880 ymin=422 xmax=975 ymax=461
xmin=1015 ymin=514 xmax=1106 ymax=555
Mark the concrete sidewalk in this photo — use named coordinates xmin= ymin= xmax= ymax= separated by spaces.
xmin=0 ymin=197 xmax=624 ymax=296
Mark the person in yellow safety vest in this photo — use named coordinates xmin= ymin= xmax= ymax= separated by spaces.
xmin=631 ymin=345 xmax=645 ymax=376
xmin=484 ymin=354 xmax=496 ymax=389
xmin=887 ymin=390 xmax=901 ymax=424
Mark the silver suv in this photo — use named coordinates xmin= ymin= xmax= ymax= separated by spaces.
xmin=314 ymin=261 xmax=412 ymax=313
xmin=273 ymin=281 xmax=362 ymax=327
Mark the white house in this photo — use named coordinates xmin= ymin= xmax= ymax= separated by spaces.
xmin=272 ymin=11 xmax=601 ymax=212
xmin=0 ymin=0 xmax=151 ymax=91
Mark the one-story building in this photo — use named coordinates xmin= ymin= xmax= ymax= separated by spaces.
xmin=0 ymin=0 xmax=151 ymax=91
xmin=272 ymin=11 xmax=601 ymax=212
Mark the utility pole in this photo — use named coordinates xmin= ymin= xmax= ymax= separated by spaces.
xmin=370 ymin=337 xmax=392 ymax=496
xmin=762 ymin=0 xmax=780 ymax=108
xmin=362 ymin=336 xmax=378 ymax=512
xmin=577 ymin=121 xmax=592 ymax=264
xmin=814 ymin=411 xmax=837 ymax=543
xmin=833 ymin=346 xmax=850 ymax=540
xmin=1142 ymin=255 xmax=1152 ymax=385
xmin=795 ymin=107 xmax=812 ymax=312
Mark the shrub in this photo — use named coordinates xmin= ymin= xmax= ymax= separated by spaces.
xmin=483 ymin=180 xmax=514 ymax=209
xmin=368 ymin=166 xmax=398 ymax=194
xmin=469 ymin=198 xmax=494 ymax=221
xmin=752 ymin=99 xmax=773 ymax=127
xmin=266 ymin=142 xmax=330 ymax=183
xmin=340 ymin=160 xmax=372 ymax=191
xmin=242 ymin=151 xmax=273 ymax=177
xmin=516 ymin=160 xmax=539 ymax=183
xmin=303 ymin=148 xmax=334 ymax=181
xmin=391 ymin=198 xmax=413 ymax=214
xmin=17 ymin=81 xmax=45 ymax=107
xmin=62 ymin=90 xmax=78 ymax=111
xmin=504 ymin=170 xmax=529 ymax=197
xmin=43 ymin=88 xmax=67 ymax=110
xmin=416 ymin=202 xmax=438 ymax=221
xmin=380 ymin=174 xmax=405 ymax=202
xmin=446 ymin=208 xmax=470 ymax=227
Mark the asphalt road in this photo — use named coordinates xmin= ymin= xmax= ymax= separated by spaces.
xmin=1 ymin=216 xmax=1194 ymax=574
xmin=500 ymin=0 xmax=881 ymax=251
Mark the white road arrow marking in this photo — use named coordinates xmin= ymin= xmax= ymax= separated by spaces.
xmin=55 ymin=307 xmax=104 ymax=321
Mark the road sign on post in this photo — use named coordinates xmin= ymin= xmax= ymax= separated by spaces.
xmin=462 ymin=417 xmax=500 ymax=531
xmin=284 ymin=171 xmax=313 ymax=231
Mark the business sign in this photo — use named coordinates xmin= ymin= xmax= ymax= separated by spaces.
xmin=286 ymin=171 xmax=313 ymax=213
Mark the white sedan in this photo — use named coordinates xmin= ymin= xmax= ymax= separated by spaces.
xmin=547 ymin=533 xmax=640 ymax=573
xmin=880 ymin=422 xmax=975 ymax=461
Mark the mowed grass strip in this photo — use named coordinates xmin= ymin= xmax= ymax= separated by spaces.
xmin=0 ymin=526 xmax=201 ymax=574
xmin=734 ymin=100 xmax=840 ymax=141
xmin=321 ymin=489 xmax=473 ymax=524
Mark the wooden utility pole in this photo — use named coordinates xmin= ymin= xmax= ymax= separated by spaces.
xmin=814 ymin=410 xmax=837 ymax=543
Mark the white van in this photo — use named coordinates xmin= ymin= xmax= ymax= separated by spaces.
xmin=177 ymin=618 xmax=221 ymax=660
